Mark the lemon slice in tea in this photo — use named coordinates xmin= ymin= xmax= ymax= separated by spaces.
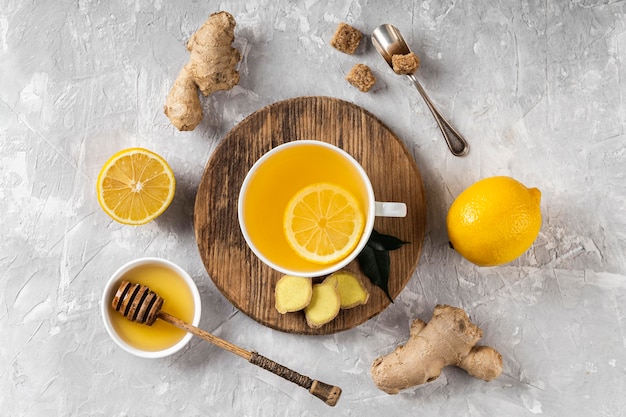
xmin=283 ymin=182 xmax=364 ymax=264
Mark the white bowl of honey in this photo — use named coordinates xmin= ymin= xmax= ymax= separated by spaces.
xmin=101 ymin=257 xmax=201 ymax=358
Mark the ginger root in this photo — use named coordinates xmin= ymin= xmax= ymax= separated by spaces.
xmin=371 ymin=304 xmax=503 ymax=394
xmin=164 ymin=11 xmax=241 ymax=131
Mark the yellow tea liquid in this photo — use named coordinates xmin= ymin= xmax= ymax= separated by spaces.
xmin=240 ymin=142 xmax=369 ymax=274
xmin=108 ymin=264 xmax=196 ymax=351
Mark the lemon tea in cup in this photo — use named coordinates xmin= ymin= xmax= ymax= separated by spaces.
xmin=238 ymin=140 xmax=406 ymax=277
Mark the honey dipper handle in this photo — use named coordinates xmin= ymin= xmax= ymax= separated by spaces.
xmin=157 ymin=311 xmax=251 ymax=360
xmin=157 ymin=311 xmax=341 ymax=406
xmin=249 ymin=352 xmax=342 ymax=407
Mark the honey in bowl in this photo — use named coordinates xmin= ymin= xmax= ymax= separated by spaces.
xmin=102 ymin=258 xmax=200 ymax=357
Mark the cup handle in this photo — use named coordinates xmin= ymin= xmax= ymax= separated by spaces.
xmin=375 ymin=202 xmax=407 ymax=217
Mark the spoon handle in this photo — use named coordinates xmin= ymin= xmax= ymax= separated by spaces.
xmin=157 ymin=311 xmax=342 ymax=406
xmin=407 ymin=74 xmax=469 ymax=157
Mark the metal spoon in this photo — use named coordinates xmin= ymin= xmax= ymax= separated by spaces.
xmin=372 ymin=24 xmax=469 ymax=157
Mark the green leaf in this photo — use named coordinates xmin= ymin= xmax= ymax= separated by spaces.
xmin=357 ymin=246 xmax=393 ymax=303
xmin=368 ymin=229 xmax=410 ymax=251
xmin=357 ymin=229 xmax=409 ymax=303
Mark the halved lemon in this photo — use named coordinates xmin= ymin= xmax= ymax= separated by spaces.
xmin=283 ymin=182 xmax=364 ymax=264
xmin=96 ymin=148 xmax=176 ymax=225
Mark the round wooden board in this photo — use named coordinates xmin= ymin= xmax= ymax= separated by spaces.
xmin=194 ymin=96 xmax=426 ymax=335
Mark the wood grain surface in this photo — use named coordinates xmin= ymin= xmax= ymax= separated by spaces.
xmin=194 ymin=96 xmax=426 ymax=335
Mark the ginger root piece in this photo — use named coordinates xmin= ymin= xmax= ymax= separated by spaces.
xmin=304 ymin=277 xmax=341 ymax=329
xmin=391 ymin=52 xmax=420 ymax=75
xmin=275 ymin=275 xmax=313 ymax=314
xmin=164 ymin=67 xmax=203 ymax=131
xmin=164 ymin=11 xmax=241 ymax=131
xmin=328 ymin=271 xmax=369 ymax=309
xmin=330 ymin=22 xmax=362 ymax=55
xmin=346 ymin=64 xmax=376 ymax=92
xmin=186 ymin=12 xmax=241 ymax=96
xmin=371 ymin=304 xmax=503 ymax=394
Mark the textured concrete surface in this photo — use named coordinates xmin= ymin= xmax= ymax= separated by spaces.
xmin=1 ymin=1 xmax=625 ymax=416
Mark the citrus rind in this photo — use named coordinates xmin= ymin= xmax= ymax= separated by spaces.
xmin=96 ymin=148 xmax=176 ymax=225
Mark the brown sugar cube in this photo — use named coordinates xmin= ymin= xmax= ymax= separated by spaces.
xmin=330 ymin=22 xmax=362 ymax=55
xmin=346 ymin=64 xmax=376 ymax=92
xmin=391 ymin=52 xmax=420 ymax=75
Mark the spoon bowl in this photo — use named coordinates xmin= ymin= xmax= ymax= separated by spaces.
xmin=372 ymin=24 xmax=469 ymax=157
xmin=371 ymin=24 xmax=411 ymax=67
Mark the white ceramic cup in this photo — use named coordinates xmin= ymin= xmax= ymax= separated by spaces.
xmin=237 ymin=140 xmax=407 ymax=277
xmin=101 ymin=257 xmax=201 ymax=358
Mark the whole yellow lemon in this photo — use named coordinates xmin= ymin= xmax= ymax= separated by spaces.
xmin=446 ymin=176 xmax=542 ymax=266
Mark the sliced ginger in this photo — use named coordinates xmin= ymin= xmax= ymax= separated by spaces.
xmin=304 ymin=277 xmax=341 ymax=329
xmin=274 ymin=275 xmax=313 ymax=314
xmin=328 ymin=271 xmax=369 ymax=309
xmin=274 ymin=270 xmax=370 ymax=328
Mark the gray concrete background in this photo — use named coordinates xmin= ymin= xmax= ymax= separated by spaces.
xmin=1 ymin=1 xmax=625 ymax=416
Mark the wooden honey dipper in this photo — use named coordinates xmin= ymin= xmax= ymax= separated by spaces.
xmin=112 ymin=281 xmax=342 ymax=406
